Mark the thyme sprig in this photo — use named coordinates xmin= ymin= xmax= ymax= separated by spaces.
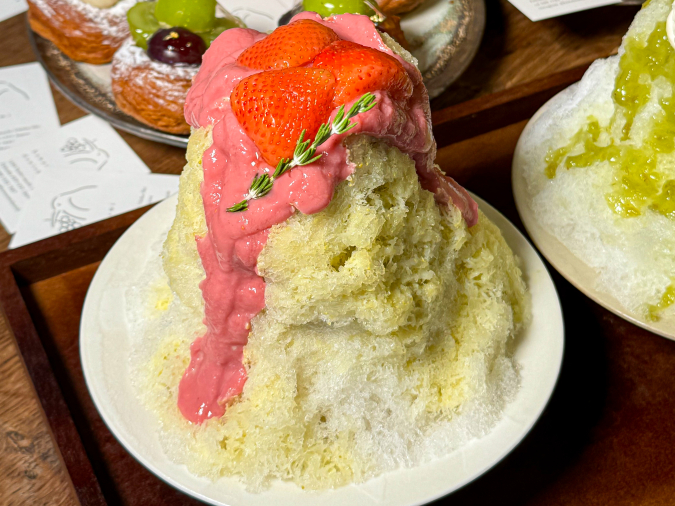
xmin=227 ymin=92 xmax=377 ymax=212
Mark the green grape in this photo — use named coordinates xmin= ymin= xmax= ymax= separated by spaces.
xmin=199 ymin=17 xmax=239 ymax=47
xmin=302 ymin=0 xmax=374 ymax=17
xmin=155 ymin=0 xmax=217 ymax=32
xmin=127 ymin=2 xmax=160 ymax=50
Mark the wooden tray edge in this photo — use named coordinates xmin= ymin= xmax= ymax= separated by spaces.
xmin=432 ymin=65 xmax=588 ymax=148
xmin=0 ymin=205 xmax=154 ymax=506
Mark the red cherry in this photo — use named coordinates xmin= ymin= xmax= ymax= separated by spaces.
xmin=147 ymin=27 xmax=206 ymax=66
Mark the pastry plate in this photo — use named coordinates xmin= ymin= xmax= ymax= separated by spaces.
xmin=26 ymin=19 xmax=190 ymax=149
xmin=28 ymin=0 xmax=484 ymax=147
xmin=80 ymin=192 xmax=564 ymax=506
xmin=512 ymin=89 xmax=675 ymax=340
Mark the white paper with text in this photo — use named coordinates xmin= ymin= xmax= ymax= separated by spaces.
xmin=0 ymin=62 xmax=60 ymax=151
xmin=9 ymin=170 xmax=179 ymax=248
xmin=0 ymin=115 xmax=149 ymax=233
xmin=0 ymin=0 xmax=27 ymax=23
xmin=507 ymin=0 xmax=620 ymax=22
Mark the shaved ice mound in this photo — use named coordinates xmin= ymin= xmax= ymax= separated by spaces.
xmin=127 ymin=131 xmax=528 ymax=490
xmin=126 ymin=14 xmax=529 ymax=491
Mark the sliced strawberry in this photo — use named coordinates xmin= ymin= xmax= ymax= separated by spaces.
xmin=231 ymin=68 xmax=336 ymax=166
xmin=312 ymin=40 xmax=413 ymax=108
xmin=237 ymin=19 xmax=339 ymax=71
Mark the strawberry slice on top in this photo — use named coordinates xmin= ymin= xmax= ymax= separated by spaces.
xmin=237 ymin=19 xmax=339 ymax=71
xmin=232 ymin=18 xmax=416 ymax=169
xmin=231 ymin=68 xmax=336 ymax=166
xmin=312 ymin=40 xmax=413 ymax=109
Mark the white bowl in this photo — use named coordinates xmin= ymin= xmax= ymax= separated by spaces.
xmin=80 ymin=193 xmax=564 ymax=506
xmin=512 ymin=89 xmax=675 ymax=341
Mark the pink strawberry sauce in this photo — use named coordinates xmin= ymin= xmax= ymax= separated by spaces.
xmin=177 ymin=13 xmax=478 ymax=424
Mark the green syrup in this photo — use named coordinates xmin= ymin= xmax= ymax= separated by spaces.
xmin=543 ymin=18 xmax=675 ymax=317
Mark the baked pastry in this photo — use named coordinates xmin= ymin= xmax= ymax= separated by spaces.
xmin=27 ymin=0 xmax=136 ymax=64
xmin=302 ymin=0 xmax=425 ymax=17
xmin=111 ymin=39 xmax=197 ymax=134
xmin=517 ymin=0 xmax=675 ymax=321
xmin=111 ymin=0 xmax=240 ymax=134
xmin=127 ymin=14 xmax=529 ymax=489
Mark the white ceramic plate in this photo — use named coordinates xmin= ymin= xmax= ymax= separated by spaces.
xmin=512 ymin=90 xmax=675 ymax=340
xmin=80 ymin=193 xmax=564 ymax=506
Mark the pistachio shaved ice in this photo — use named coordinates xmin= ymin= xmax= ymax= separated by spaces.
xmin=518 ymin=0 xmax=675 ymax=320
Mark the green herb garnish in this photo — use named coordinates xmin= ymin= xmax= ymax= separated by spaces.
xmin=227 ymin=92 xmax=377 ymax=212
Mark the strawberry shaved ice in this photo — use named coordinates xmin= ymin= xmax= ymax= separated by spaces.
xmin=179 ymin=14 xmax=478 ymax=424
xmin=128 ymin=12 xmax=527 ymax=490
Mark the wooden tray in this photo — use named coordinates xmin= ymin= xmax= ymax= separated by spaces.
xmin=0 ymin=208 xmax=206 ymax=505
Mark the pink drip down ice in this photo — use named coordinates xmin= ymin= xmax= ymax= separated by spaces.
xmin=177 ymin=13 xmax=478 ymax=424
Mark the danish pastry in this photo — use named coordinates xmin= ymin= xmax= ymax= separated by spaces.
xmin=27 ymin=0 xmax=136 ymax=64
xmin=111 ymin=39 xmax=196 ymax=134
xmin=111 ymin=0 xmax=240 ymax=134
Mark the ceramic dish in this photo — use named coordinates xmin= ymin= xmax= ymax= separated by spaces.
xmin=80 ymin=192 xmax=564 ymax=506
xmin=512 ymin=89 xmax=675 ymax=340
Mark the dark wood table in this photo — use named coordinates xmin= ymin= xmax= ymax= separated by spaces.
xmin=3 ymin=2 xmax=675 ymax=505
xmin=0 ymin=11 xmax=185 ymax=506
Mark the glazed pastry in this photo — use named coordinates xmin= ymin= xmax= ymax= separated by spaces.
xmin=111 ymin=39 xmax=197 ymax=134
xmin=367 ymin=1 xmax=408 ymax=49
xmin=27 ymin=0 xmax=137 ymax=64
xmin=111 ymin=0 xmax=240 ymax=134
xmin=302 ymin=0 xmax=425 ymax=17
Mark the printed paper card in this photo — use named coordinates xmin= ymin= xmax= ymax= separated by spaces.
xmin=0 ymin=115 xmax=150 ymax=233
xmin=0 ymin=0 xmax=27 ymax=23
xmin=507 ymin=0 xmax=620 ymax=22
xmin=9 ymin=170 xmax=179 ymax=248
xmin=0 ymin=62 xmax=60 ymax=151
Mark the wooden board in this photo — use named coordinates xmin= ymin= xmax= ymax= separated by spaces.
xmin=432 ymin=0 xmax=638 ymax=109
xmin=0 ymin=209 xmax=208 ymax=505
